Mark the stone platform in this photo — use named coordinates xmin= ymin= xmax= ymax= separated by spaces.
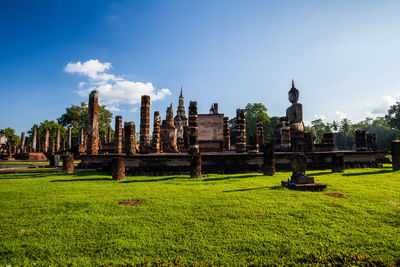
xmin=281 ymin=180 xmax=327 ymax=191
xmin=78 ymin=150 xmax=388 ymax=176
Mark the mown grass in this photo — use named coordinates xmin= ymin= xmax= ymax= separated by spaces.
xmin=0 ymin=166 xmax=399 ymax=266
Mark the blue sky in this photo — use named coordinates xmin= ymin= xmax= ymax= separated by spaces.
xmin=1 ymin=0 xmax=400 ymax=134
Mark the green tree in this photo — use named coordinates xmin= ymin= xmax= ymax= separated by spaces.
xmin=0 ymin=127 xmax=21 ymax=145
xmin=57 ymin=102 xmax=113 ymax=138
xmin=27 ymin=120 xmax=67 ymax=144
xmin=310 ymin=119 xmax=328 ymax=143
xmin=339 ymin=118 xmax=352 ymax=149
xmin=386 ymin=101 xmax=400 ymax=132
xmin=244 ymin=103 xmax=272 ymax=141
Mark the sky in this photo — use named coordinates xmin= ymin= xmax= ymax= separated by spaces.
xmin=1 ymin=0 xmax=400 ymax=134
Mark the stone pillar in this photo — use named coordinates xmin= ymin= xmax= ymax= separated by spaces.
xmin=20 ymin=132 xmax=25 ymax=153
xmin=392 ymin=140 xmax=400 ymax=171
xmin=24 ymin=137 xmax=29 ymax=153
xmin=281 ymin=117 xmax=291 ymax=151
xmin=124 ymin=122 xmax=136 ymax=155
xmin=67 ymin=128 xmax=72 ymax=150
xmin=107 ymin=126 xmax=112 ymax=144
xmin=56 ymin=128 xmax=60 ymax=153
xmin=112 ymin=157 xmax=125 ymax=180
xmin=140 ymin=95 xmax=151 ymax=153
xmin=152 ymin=111 xmax=161 ymax=153
xmin=50 ymin=154 xmax=60 ymax=167
xmin=263 ymin=143 xmax=275 ymax=176
xmin=190 ymin=152 xmax=202 ymax=178
xmin=62 ymin=152 xmax=74 ymax=174
xmin=43 ymin=129 xmax=49 ymax=153
xmin=355 ymin=130 xmax=367 ymax=151
xmin=332 ymin=153 xmax=345 ymax=173
xmin=32 ymin=127 xmax=38 ymax=152
xmin=248 ymin=134 xmax=258 ymax=153
xmin=235 ymin=109 xmax=246 ymax=153
xmin=115 ymin=116 xmax=123 ymax=154
xmin=87 ymin=90 xmax=99 ymax=155
xmin=223 ymin=117 xmax=230 ymax=150
xmin=79 ymin=129 xmax=85 ymax=146
xmin=256 ymin=120 xmax=264 ymax=151
xmin=189 ymin=101 xmax=199 ymax=153
xmin=49 ymin=137 xmax=55 ymax=155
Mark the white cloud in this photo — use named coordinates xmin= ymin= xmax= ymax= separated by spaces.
xmin=65 ymin=59 xmax=171 ymax=110
xmin=313 ymin=114 xmax=326 ymax=121
xmin=334 ymin=110 xmax=347 ymax=121
xmin=369 ymin=93 xmax=400 ymax=116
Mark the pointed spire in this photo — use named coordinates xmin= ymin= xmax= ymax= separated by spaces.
xmin=291 ymin=79 xmax=295 ymax=88
xmin=180 ymin=86 xmax=183 ymax=98
xmin=170 ymin=102 xmax=173 ymax=108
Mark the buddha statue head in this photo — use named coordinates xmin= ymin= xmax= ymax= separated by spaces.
xmin=288 ymin=79 xmax=299 ymax=104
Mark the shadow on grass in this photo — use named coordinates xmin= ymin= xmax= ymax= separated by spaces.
xmin=342 ymin=169 xmax=393 ymax=176
xmin=51 ymin=171 xmax=112 ymax=182
xmin=121 ymin=176 xmax=181 ymax=183
xmin=223 ymin=185 xmax=281 ymax=193
xmin=202 ymin=174 xmax=259 ymax=182
xmin=0 ymin=173 xmax=58 ymax=179
xmin=308 ymin=171 xmax=331 ymax=176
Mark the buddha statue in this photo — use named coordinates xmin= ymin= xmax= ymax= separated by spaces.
xmin=286 ymin=80 xmax=304 ymax=132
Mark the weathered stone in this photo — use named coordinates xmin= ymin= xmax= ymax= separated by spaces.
xmin=140 ymin=95 xmax=151 ymax=153
xmin=124 ymin=122 xmax=136 ymax=155
xmin=235 ymin=109 xmax=246 ymax=153
xmin=304 ymin=132 xmax=314 ymax=153
xmin=67 ymin=128 xmax=72 ymax=150
xmin=62 ymin=152 xmax=74 ymax=173
xmin=355 ymin=130 xmax=367 ymax=151
xmin=32 ymin=127 xmax=38 ymax=152
xmin=152 ymin=111 xmax=161 ymax=153
xmin=56 ymin=128 xmax=61 ymax=153
xmin=291 ymin=131 xmax=305 ymax=152
xmin=43 ymin=129 xmax=49 ymax=153
xmin=332 ymin=153 xmax=345 ymax=173
xmin=50 ymin=154 xmax=60 ymax=167
xmin=87 ymin=90 xmax=99 ymax=155
xmin=107 ymin=126 xmax=112 ymax=144
xmin=20 ymin=132 xmax=25 ymax=153
xmin=223 ymin=117 xmax=230 ymax=150
xmin=286 ymin=80 xmax=304 ymax=132
xmin=160 ymin=103 xmax=178 ymax=153
xmin=392 ymin=140 xmax=400 ymax=171
xmin=198 ymin=113 xmax=224 ymax=152
xmin=188 ymin=101 xmax=199 ymax=154
xmin=49 ymin=137 xmax=55 ymax=155
xmin=190 ymin=152 xmax=202 ymax=178
xmin=115 ymin=116 xmax=123 ymax=154
xmin=256 ymin=120 xmax=264 ymax=151
xmin=263 ymin=143 xmax=275 ymax=176
xmin=174 ymin=88 xmax=188 ymax=151
xmin=112 ymin=157 xmax=125 ymax=180
xmin=290 ymin=153 xmax=314 ymax=184
xmin=367 ymin=134 xmax=377 ymax=151
xmin=209 ymin=103 xmax=218 ymax=114
xmin=248 ymin=134 xmax=258 ymax=153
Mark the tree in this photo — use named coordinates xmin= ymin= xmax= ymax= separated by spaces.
xmin=0 ymin=127 xmax=20 ymax=145
xmin=27 ymin=120 xmax=67 ymax=144
xmin=244 ymin=103 xmax=272 ymax=141
xmin=310 ymin=119 xmax=328 ymax=143
xmin=339 ymin=118 xmax=352 ymax=149
xmin=57 ymin=102 xmax=113 ymax=138
xmin=386 ymin=101 xmax=400 ymax=132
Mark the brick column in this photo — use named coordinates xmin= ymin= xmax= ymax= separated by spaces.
xmin=67 ymin=128 xmax=72 ymax=150
xmin=115 ymin=116 xmax=123 ymax=154
xmin=152 ymin=111 xmax=161 ymax=153
xmin=20 ymin=132 xmax=25 ymax=153
xmin=87 ymin=90 xmax=99 ymax=155
xmin=223 ymin=117 xmax=230 ymax=150
xmin=112 ymin=157 xmax=125 ymax=180
xmin=235 ymin=109 xmax=246 ymax=153
xmin=256 ymin=120 xmax=264 ymax=151
xmin=140 ymin=95 xmax=151 ymax=153
xmin=32 ymin=127 xmax=37 ymax=152
xmin=124 ymin=122 xmax=136 ymax=155
xmin=189 ymin=101 xmax=199 ymax=153
xmin=62 ymin=152 xmax=74 ymax=173
xmin=332 ymin=153 xmax=345 ymax=173
xmin=263 ymin=143 xmax=275 ymax=176
xmin=56 ymin=128 xmax=61 ymax=153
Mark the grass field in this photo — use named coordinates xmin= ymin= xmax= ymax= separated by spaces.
xmin=0 ymin=166 xmax=399 ymax=266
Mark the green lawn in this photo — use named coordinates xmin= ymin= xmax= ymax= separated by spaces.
xmin=0 ymin=166 xmax=399 ymax=266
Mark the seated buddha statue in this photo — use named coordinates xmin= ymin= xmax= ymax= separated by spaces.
xmin=286 ymin=80 xmax=304 ymax=132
